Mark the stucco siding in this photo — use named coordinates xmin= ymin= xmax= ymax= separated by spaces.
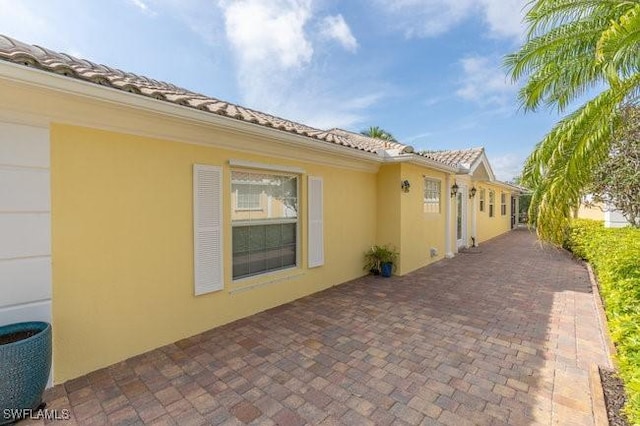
xmin=398 ymin=163 xmax=447 ymax=275
xmin=475 ymin=183 xmax=513 ymax=243
xmin=51 ymin=123 xmax=377 ymax=382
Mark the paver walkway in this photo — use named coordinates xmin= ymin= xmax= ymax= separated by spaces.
xmin=28 ymin=229 xmax=609 ymax=425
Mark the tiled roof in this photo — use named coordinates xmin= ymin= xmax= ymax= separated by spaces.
xmin=0 ymin=34 xmax=390 ymax=155
xmin=329 ymin=129 xmax=466 ymax=167
xmin=0 ymin=34 xmax=486 ymax=172
xmin=329 ymin=128 xmax=408 ymax=152
xmin=420 ymin=148 xmax=485 ymax=169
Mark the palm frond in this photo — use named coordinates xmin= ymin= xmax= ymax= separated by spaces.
xmin=506 ymin=17 xmax=610 ymax=111
xmin=360 ymin=126 xmax=398 ymax=142
xmin=526 ymin=0 xmax=626 ymax=37
xmin=524 ymin=76 xmax=640 ymax=242
xmin=597 ymin=3 xmax=640 ymax=78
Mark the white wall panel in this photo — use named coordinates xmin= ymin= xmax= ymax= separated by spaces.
xmin=0 ymin=120 xmax=52 ymax=383
xmin=605 ymin=210 xmax=631 ymax=228
xmin=0 ymin=167 xmax=50 ymax=212
xmin=0 ymin=213 xmax=50 ymax=259
xmin=0 ymin=122 xmax=49 ymax=167
xmin=0 ymin=300 xmax=51 ymax=327
xmin=0 ymin=257 xmax=52 ymax=308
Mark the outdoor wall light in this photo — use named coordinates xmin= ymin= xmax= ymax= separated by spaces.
xmin=401 ymin=180 xmax=411 ymax=193
xmin=469 ymin=186 xmax=477 ymax=198
xmin=450 ymin=182 xmax=459 ymax=197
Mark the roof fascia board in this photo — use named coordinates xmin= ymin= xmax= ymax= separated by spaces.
xmin=492 ymin=181 xmax=524 ymax=193
xmin=382 ymin=154 xmax=459 ymax=173
xmin=0 ymin=61 xmax=382 ymax=169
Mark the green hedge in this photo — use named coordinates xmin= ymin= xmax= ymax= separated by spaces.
xmin=564 ymin=219 xmax=640 ymax=423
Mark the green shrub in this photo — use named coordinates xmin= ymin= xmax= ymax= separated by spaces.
xmin=565 ymin=219 xmax=640 ymax=423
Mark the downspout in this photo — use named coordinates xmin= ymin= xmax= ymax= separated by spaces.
xmin=471 ymin=185 xmax=478 ymax=247
xmin=445 ymin=174 xmax=454 ymax=258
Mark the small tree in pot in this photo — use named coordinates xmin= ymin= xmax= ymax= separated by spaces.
xmin=363 ymin=245 xmax=399 ymax=277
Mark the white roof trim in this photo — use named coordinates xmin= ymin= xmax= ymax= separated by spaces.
xmin=0 ymin=61 xmax=383 ymax=165
xmin=0 ymin=60 xmax=477 ymax=176
xmin=229 ymin=159 xmax=305 ymax=174
xmin=382 ymin=153 xmax=459 ymax=173
xmin=468 ymin=151 xmax=496 ymax=181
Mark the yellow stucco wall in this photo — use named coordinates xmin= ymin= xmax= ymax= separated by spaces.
xmin=51 ymin=123 xmax=377 ymax=382
xmin=398 ymin=163 xmax=447 ymax=275
xmin=375 ymin=164 xmax=402 ymax=268
xmin=577 ymin=203 xmax=605 ymax=221
xmin=475 ymin=183 xmax=513 ymax=243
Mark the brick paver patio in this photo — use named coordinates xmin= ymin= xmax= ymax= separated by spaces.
xmin=27 ymin=229 xmax=609 ymax=425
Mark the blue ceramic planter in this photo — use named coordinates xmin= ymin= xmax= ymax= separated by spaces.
xmin=380 ymin=262 xmax=393 ymax=277
xmin=0 ymin=322 xmax=51 ymax=425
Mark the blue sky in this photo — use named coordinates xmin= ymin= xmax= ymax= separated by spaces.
xmin=0 ymin=0 xmax=564 ymax=180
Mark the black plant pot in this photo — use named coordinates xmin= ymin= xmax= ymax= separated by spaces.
xmin=0 ymin=322 xmax=51 ymax=425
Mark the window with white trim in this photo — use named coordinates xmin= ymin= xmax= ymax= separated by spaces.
xmin=231 ymin=170 xmax=298 ymax=280
xmin=489 ymin=190 xmax=495 ymax=217
xmin=501 ymin=192 xmax=507 ymax=216
xmin=423 ymin=178 xmax=441 ymax=214
xmin=479 ymin=189 xmax=486 ymax=212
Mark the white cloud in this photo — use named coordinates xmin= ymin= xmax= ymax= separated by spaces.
xmin=405 ymin=131 xmax=434 ymax=144
xmin=218 ymin=0 xmax=378 ymax=129
xmin=490 ymin=153 xmax=524 ymax=181
xmin=0 ymin=1 xmax=86 ymax=57
xmin=220 ymin=0 xmax=313 ymax=69
xmin=147 ymin=0 xmax=225 ymax=47
xmin=423 ymin=96 xmax=446 ymax=107
xmin=320 ymin=14 xmax=358 ymax=52
xmin=373 ymin=0 xmax=527 ymax=40
xmin=0 ymin=1 xmax=53 ymax=45
xmin=456 ymin=55 xmax=516 ymax=106
xmin=375 ymin=0 xmax=474 ymax=38
xmin=479 ymin=0 xmax=528 ymax=40
xmin=128 ymin=0 xmax=154 ymax=14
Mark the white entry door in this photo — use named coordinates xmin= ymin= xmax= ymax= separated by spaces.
xmin=456 ymin=187 xmax=467 ymax=248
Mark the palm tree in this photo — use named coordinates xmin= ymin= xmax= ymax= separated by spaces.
xmin=360 ymin=126 xmax=398 ymax=142
xmin=505 ymin=0 xmax=640 ymax=243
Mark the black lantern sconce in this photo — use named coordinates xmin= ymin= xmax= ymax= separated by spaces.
xmin=401 ymin=180 xmax=411 ymax=193
xmin=469 ymin=186 xmax=477 ymax=199
xmin=450 ymin=182 xmax=459 ymax=197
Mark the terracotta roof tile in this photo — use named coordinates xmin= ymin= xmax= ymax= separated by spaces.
xmin=420 ymin=147 xmax=484 ymax=169
xmin=0 ymin=34 xmax=484 ymax=171
xmin=328 ymin=128 xmax=409 ymax=152
xmin=0 ymin=34 xmax=392 ymax=155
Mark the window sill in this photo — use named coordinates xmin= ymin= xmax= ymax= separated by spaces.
xmin=229 ymin=267 xmax=304 ymax=294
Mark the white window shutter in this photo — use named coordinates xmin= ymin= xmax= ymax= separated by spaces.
xmin=193 ymin=164 xmax=224 ymax=295
xmin=308 ymin=176 xmax=324 ymax=268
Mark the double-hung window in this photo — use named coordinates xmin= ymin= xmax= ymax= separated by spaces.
xmin=479 ymin=189 xmax=486 ymax=212
xmin=231 ymin=170 xmax=298 ymax=280
xmin=423 ymin=178 xmax=441 ymax=213
xmin=501 ymin=193 xmax=507 ymax=216
xmin=489 ymin=190 xmax=495 ymax=217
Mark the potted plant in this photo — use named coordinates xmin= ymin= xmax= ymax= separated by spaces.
xmin=0 ymin=322 xmax=51 ymax=425
xmin=363 ymin=244 xmax=399 ymax=277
